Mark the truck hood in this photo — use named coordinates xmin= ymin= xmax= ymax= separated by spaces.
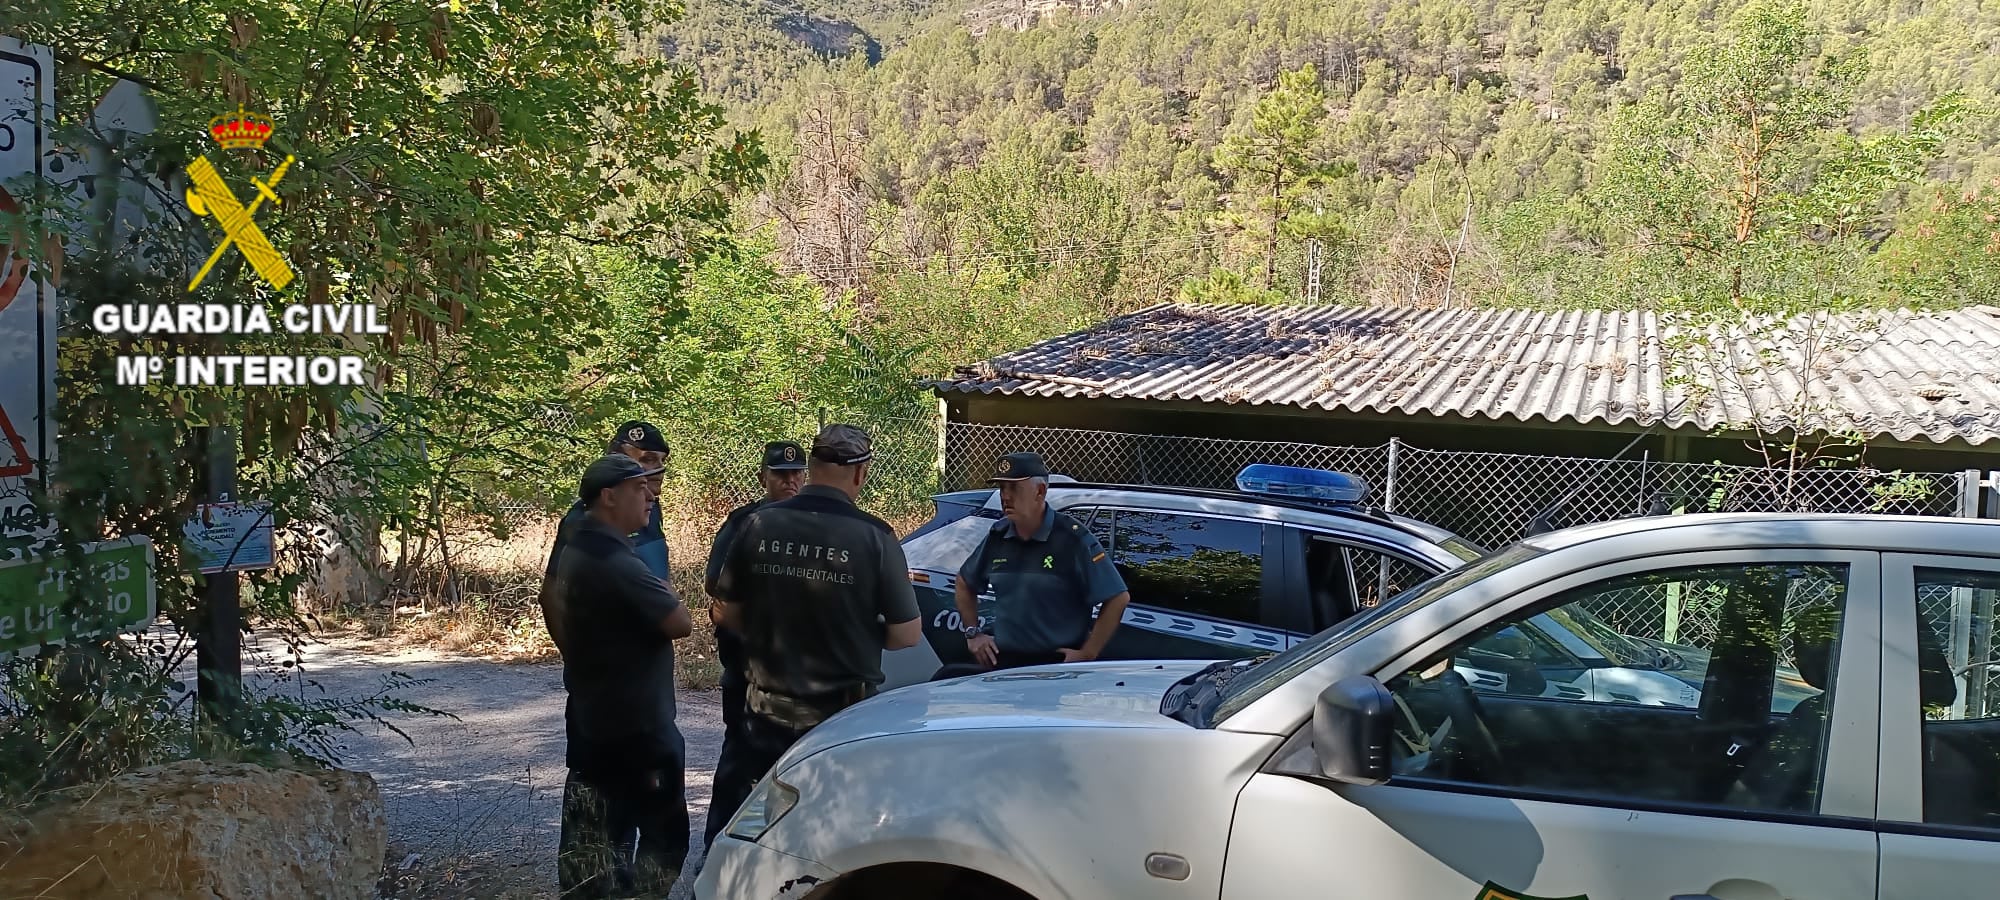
xmin=776 ymin=660 xmax=1210 ymax=772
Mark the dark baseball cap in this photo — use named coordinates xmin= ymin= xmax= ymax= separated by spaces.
xmin=810 ymin=423 xmax=873 ymax=465
xmin=612 ymin=420 xmax=670 ymax=454
xmin=580 ymin=454 xmax=666 ymax=503
xmin=763 ymin=441 xmax=807 ymax=471
xmin=988 ymin=451 xmax=1052 ymax=482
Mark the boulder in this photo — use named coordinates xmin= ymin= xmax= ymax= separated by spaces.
xmin=0 ymin=759 xmax=385 ymax=899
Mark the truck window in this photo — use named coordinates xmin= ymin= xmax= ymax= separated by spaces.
xmin=1386 ymin=562 xmax=1852 ymax=814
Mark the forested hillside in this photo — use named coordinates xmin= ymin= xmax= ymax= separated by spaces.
xmin=698 ymin=0 xmax=2000 ymax=349
xmin=655 ymin=0 xmax=960 ymax=109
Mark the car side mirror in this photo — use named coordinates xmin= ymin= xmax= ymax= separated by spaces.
xmin=1312 ymin=675 xmax=1394 ymax=785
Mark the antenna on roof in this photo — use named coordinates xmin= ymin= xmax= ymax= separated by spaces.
xmin=1522 ymin=397 xmax=1691 ymax=538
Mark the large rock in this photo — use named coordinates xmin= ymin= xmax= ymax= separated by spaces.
xmin=0 ymin=760 xmax=385 ymax=899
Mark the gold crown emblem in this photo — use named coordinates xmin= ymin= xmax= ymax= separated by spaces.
xmin=208 ymin=105 xmax=275 ymax=151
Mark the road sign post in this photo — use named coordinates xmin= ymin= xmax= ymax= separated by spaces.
xmin=0 ymin=39 xmax=57 ymax=545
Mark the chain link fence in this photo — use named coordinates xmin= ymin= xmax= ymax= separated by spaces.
xmin=414 ymin=413 xmax=1991 ymax=702
xmin=439 ymin=412 xmax=942 ymax=601
xmin=945 ymin=421 xmax=1979 ymax=651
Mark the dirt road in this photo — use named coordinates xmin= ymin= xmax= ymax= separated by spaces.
xmin=274 ymin=635 xmax=723 ymax=898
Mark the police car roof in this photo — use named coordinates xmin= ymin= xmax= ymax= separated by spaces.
xmin=1035 ymin=480 xmax=1472 ymax=550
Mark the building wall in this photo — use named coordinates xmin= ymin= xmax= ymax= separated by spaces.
xmin=942 ymin=392 xmax=1992 ymax=475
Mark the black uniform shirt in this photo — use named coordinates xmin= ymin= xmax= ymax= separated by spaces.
xmin=704 ymin=498 xmax=768 ymax=673
xmin=546 ymin=514 xmax=686 ymax=771
xmin=711 ymin=485 xmax=919 ymax=710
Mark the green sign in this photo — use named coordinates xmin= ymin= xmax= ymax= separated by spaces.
xmin=0 ymin=536 xmax=157 ymax=658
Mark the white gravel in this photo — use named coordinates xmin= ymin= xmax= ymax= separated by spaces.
xmin=256 ymin=635 xmax=724 ymax=898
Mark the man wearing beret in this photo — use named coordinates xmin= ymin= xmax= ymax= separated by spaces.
xmin=545 ymin=454 xmax=694 ymax=898
xmin=954 ymin=451 xmax=1131 ymax=673
xmin=706 ymin=425 xmax=922 ymax=826
xmin=699 ymin=440 xmax=807 ymax=851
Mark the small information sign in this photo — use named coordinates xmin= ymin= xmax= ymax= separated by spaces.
xmin=183 ymin=500 xmax=274 ymax=574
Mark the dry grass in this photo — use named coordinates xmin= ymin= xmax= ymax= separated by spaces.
xmin=321 ymin=495 xmax=928 ymax=692
xmin=374 ymin=843 xmax=550 ymax=899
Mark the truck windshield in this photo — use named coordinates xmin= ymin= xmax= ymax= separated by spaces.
xmin=1209 ymin=542 xmax=1548 ymax=722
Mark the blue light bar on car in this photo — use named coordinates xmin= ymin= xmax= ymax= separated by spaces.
xmin=1235 ymin=464 xmax=1371 ymax=504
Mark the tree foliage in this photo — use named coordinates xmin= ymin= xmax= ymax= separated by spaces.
xmin=1 ymin=0 xmax=759 ymax=794
xmin=720 ymin=0 xmax=1998 ymax=313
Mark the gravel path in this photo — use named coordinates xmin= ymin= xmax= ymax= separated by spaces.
xmin=261 ymin=635 xmax=723 ymax=898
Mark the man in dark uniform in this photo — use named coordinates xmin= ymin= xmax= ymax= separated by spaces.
xmin=954 ymin=451 xmax=1131 ymax=673
xmin=699 ymin=440 xmax=807 ymax=851
xmin=541 ymin=420 xmax=673 ymax=600
xmin=706 ymin=424 xmax=922 ymax=821
xmin=544 ymin=454 xmax=695 ymax=898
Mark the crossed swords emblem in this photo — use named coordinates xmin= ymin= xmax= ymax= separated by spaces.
xmin=185 ymin=153 xmax=297 ymax=292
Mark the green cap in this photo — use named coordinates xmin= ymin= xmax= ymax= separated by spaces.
xmin=580 ymin=454 xmax=665 ymax=503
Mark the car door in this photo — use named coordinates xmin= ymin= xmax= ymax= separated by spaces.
xmin=1222 ymin=549 xmax=1882 ymax=900
xmin=1086 ymin=508 xmax=1287 ymax=662
xmin=1877 ymin=554 xmax=2000 ymax=900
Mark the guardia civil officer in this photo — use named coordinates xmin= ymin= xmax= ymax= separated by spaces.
xmin=544 ymin=454 xmax=694 ymax=898
xmin=699 ymin=440 xmax=807 ymax=852
xmin=953 ymin=451 xmax=1131 ymax=673
xmin=706 ymin=424 xmax=922 ymax=815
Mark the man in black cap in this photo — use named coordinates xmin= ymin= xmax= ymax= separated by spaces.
xmin=699 ymin=440 xmax=807 ymax=851
xmin=542 ymin=420 xmax=674 ymax=598
xmin=705 ymin=424 xmax=922 ymax=820
xmin=954 ymin=451 xmax=1130 ymax=673
xmin=544 ymin=454 xmax=694 ymax=898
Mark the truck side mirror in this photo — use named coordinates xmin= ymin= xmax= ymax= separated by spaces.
xmin=1312 ymin=675 xmax=1394 ymax=785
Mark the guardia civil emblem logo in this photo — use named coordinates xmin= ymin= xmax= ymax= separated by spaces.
xmin=185 ymin=105 xmax=297 ymax=292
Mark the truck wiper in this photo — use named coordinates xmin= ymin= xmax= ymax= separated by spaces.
xmin=1162 ymin=660 xmax=1236 ymax=721
xmin=1163 ymin=657 xmax=1267 ymax=725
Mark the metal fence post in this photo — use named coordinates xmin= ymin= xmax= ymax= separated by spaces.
xmin=1959 ymin=470 xmax=1983 ymax=518
xmin=934 ymin=400 xmax=949 ymax=493
xmin=1384 ymin=438 xmax=1400 ymax=514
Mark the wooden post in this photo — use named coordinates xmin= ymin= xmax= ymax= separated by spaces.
xmin=194 ymin=425 xmax=242 ymax=738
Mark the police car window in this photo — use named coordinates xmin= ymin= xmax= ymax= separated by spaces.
xmin=1071 ymin=507 xmax=1113 ymax=549
xmin=1302 ymin=536 xmax=1435 ymax=629
xmin=1112 ymin=511 xmax=1263 ymax=626
xmin=1909 ymin=567 xmax=2000 ymax=831
xmin=1385 ymin=562 xmax=1851 ymax=814
xmin=1344 ymin=547 xmax=1433 ymax=612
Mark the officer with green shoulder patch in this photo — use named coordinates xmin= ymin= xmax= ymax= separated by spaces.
xmin=952 ymin=451 xmax=1131 ymax=673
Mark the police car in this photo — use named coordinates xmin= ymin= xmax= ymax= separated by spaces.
xmin=879 ymin=465 xmax=1486 ymax=690
xmin=882 ymin=465 xmax=1796 ymax=708
xmin=696 ymin=514 xmax=2000 ymax=900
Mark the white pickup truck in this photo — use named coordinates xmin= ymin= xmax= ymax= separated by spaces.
xmin=696 ymin=514 xmax=2000 ymax=900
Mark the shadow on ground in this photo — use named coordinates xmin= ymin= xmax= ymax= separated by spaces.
xmin=254 ymin=635 xmax=724 ymax=899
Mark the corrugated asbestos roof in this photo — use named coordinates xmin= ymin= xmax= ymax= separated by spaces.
xmin=937 ymin=303 xmax=2000 ymax=446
